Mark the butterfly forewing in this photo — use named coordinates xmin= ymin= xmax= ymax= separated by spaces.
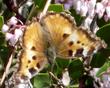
xmin=41 ymin=13 xmax=74 ymax=47
xmin=41 ymin=12 xmax=106 ymax=59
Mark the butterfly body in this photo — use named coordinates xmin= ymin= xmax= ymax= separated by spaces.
xmin=6 ymin=12 xmax=107 ymax=88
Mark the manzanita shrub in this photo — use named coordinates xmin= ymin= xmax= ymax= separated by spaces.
xmin=0 ymin=0 xmax=110 ymax=88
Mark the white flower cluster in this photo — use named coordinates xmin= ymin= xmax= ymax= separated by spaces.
xmin=55 ymin=0 xmax=110 ymax=21
xmin=73 ymin=0 xmax=110 ymax=32
xmin=73 ymin=0 xmax=110 ymax=20
xmin=96 ymin=0 xmax=110 ymax=21
xmin=73 ymin=0 xmax=96 ymax=17
xmin=2 ymin=16 xmax=25 ymax=46
xmin=61 ymin=68 xmax=70 ymax=86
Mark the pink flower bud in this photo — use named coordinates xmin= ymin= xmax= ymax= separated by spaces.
xmin=80 ymin=4 xmax=88 ymax=16
xmin=106 ymin=6 xmax=110 ymax=19
xmin=8 ymin=16 xmax=18 ymax=25
xmin=5 ymin=33 xmax=14 ymax=41
xmin=75 ymin=0 xmax=81 ymax=14
xmin=61 ymin=69 xmax=70 ymax=86
xmin=2 ymin=24 xmax=9 ymax=33
xmin=96 ymin=3 xmax=105 ymax=18
xmin=14 ymin=28 xmax=23 ymax=40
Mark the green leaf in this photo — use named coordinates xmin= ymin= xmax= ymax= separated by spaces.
xmin=0 ymin=32 xmax=5 ymax=46
xmin=97 ymin=17 xmax=110 ymax=27
xmin=0 ymin=45 xmax=9 ymax=72
xmin=90 ymin=52 xmax=106 ymax=68
xmin=70 ymin=9 xmax=84 ymax=26
xmin=0 ymin=16 xmax=4 ymax=29
xmin=48 ymin=4 xmax=64 ymax=12
xmin=33 ymin=0 xmax=46 ymax=10
xmin=32 ymin=73 xmax=50 ymax=88
xmin=97 ymin=23 xmax=110 ymax=47
xmin=96 ymin=61 xmax=110 ymax=77
xmin=0 ymin=46 xmax=9 ymax=61
xmin=86 ymin=76 xmax=94 ymax=87
xmin=52 ymin=58 xmax=70 ymax=76
xmin=68 ymin=59 xmax=84 ymax=79
xmin=3 ymin=9 xmax=13 ymax=21
xmin=56 ymin=57 xmax=70 ymax=69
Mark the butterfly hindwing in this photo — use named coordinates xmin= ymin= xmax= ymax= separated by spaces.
xmin=18 ymin=19 xmax=47 ymax=78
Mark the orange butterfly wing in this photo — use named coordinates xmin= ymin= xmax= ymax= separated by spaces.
xmin=17 ymin=20 xmax=47 ymax=78
xmin=41 ymin=12 xmax=106 ymax=59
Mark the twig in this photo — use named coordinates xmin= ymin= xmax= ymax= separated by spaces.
xmin=0 ymin=53 xmax=13 ymax=85
xmin=49 ymin=72 xmax=65 ymax=88
xmin=49 ymin=72 xmax=60 ymax=82
xmin=39 ymin=0 xmax=51 ymax=19
xmin=26 ymin=3 xmax=35 ymax=22
xmin=0 ymin=45 xmax=14 ymax=86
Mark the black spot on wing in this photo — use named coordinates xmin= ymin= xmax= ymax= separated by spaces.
xmin=68 ymin=41 xmax=74 ymax=46
xmin=28 ymin=60 xmax=31 ymax=63
xmin=63 ymin=33 xmax=69 ymax=39
xmin=31 ymin=46 xmax=36 ymax=50
xmin=36 ymin=63 xmax=40 ymax=69
xmin=75 ymin=48 xmax=84 ymax=57
xmin=68 ymin=50 xmax=73 ymax=56
xmin=77 ymin=40 xmax=80 ymax=44
xmin=32 ymin=55 xmax=37 ymax=60
xmin=29 ymin=67 xmax=37 ymax=75
xmin=82 ymin=43 xmax=84 ymax=46
xmin=26 ymin=66 xmax=28 ymax=68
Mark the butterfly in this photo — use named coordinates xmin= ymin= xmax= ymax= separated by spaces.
xmin=7 ymin=12 xmax=106 ymax=87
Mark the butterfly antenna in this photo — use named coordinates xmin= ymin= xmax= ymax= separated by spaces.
xmin=39 ymin=0 xmax=52 ymax=20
